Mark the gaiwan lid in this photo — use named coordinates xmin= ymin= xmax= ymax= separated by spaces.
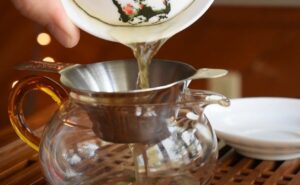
xmin=61 ymin=0 xmax=214 ymax=43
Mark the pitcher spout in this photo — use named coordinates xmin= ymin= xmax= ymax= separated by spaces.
xmin=183 ymin=89 xmax=230 ymax=108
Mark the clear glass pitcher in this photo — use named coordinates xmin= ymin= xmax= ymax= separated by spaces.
xmin=8 ymin=60 xmax=229 ymax=185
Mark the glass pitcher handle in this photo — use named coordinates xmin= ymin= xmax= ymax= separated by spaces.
xmin=8 ymin=76 xmax=68 ymax=151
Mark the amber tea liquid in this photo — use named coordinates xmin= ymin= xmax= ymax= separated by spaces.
xmin=128 ymin=39 xmax=167 ymax=89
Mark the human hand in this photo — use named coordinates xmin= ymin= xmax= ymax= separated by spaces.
xmin=11 ymin=0 xmax=80 ymax=48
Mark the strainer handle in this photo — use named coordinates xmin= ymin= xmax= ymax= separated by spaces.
xmin=15 ymin=60 xmax=73 ymax=73
xmin=8 ymin=76 xmax=68 ymax=151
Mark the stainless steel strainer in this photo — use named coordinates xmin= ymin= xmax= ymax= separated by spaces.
xmin=17 ymin=59 xmax=227 ymax=143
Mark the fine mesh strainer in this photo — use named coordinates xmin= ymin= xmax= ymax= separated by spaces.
xmin=16 ymin=59 xmax=227 ymax=143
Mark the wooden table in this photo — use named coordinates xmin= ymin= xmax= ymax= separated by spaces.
xmin=1 ymin=125 xmax=300 ymax=185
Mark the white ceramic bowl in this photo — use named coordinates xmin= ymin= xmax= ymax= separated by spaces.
xmin=60 ymin=0 xmax=214 ymax=43
xmin=204 ymin=97 xmax=300 ymax=160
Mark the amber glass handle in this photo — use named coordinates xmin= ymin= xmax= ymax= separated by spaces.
xmin=8 ymin=76 xmax=68 ymax=151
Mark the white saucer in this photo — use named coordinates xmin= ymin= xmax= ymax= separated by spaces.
xmin=204 ymin=97 xmax=300 ymax=160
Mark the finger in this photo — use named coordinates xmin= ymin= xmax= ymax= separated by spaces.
xmin=11 ymin=0 xmax=80 ymax=48
xmin=46 ymin=0 xmax=80 ymax=48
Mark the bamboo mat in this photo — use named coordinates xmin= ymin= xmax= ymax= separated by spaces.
xmin=1 ymin=131 xmax=300 ymax=185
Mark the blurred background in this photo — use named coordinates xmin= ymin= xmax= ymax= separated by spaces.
xmin=1 ymin=1 xmax=300 ymax=145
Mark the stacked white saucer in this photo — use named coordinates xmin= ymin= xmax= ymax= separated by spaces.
xmin=205 ymin=97 xmax=300 ymax=160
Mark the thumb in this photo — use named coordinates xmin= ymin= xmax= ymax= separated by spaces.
xmin=11 ymin=0 xmax=80 ymax=48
